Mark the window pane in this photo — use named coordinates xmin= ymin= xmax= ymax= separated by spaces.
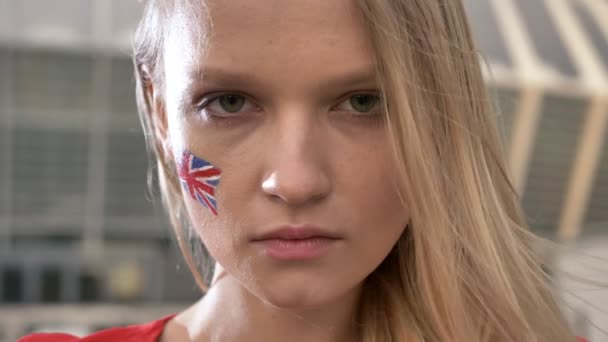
xmin=512 ymin=0 xmax=578 ymax=78
xmin=522 ymin=95 xmax=587 ymax=236
xmin=2 ymin=267 xmax=23 ymax=302
xmin=104 ymin=132 xmax=153 ymax=217
xmin=13 ymin=50 xmax=92 ymax=129
xmin=110 ymin=57 xmax=138 ymax=123
xmin=79 ymin=272 xmax=99 ymax=302
xmin=40 ymin=267 xmax=62 ymax=302
xmin=12 ymin=128 xmax=88 ymax=219
xmin=463 ymin=0 xmax=512 ymax=68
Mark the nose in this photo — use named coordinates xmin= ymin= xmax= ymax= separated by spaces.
xmin=261 ymin=112 xmax=332 ymax=207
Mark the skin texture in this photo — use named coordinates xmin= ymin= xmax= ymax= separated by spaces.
xmin=156 ymin=0 xmax=410 ymax=341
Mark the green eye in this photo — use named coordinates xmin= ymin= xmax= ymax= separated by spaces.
xmin=349 ymin=94 xmax=379 ymax=113
xmin=218 ymin=95 xmax=246 ymax=113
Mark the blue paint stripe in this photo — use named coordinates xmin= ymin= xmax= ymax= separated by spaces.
xmin=195 ymin=192 xmax=208 ymax=208
xmin=206 ymin=179 xmax=220 ymax=187
xmin=190 ymin=154 xmax=212 ymax=169
xmin=204 ymin=193 xmax=217 ymax=209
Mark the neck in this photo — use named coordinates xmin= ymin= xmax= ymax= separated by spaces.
xmin=183 ymin=265 xmax=362 ymax=342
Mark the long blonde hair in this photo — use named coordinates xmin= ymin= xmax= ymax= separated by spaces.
xmin=132 ymin=0 xmax=577 ymax=340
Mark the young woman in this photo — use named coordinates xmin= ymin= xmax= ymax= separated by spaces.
xmin=21 ymin=0 xmax=587 ymax=341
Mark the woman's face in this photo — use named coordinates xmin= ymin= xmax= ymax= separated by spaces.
xmin=161 ymin=0 xmax=410 ymax=309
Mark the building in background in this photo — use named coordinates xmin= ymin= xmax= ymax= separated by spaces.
xmin=0 ymin=0 xmax=606 ymax=341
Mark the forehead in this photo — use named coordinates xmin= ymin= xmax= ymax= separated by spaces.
xmin=164 ymin=0 xmax=375 ymax=92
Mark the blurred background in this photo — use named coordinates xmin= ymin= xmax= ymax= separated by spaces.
xmin=0 ymin=0 xmax=606 ymax=341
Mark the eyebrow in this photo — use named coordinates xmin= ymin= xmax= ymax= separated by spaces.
xmin=188 ymin=67 xmax=267 ymax=90
xmin=187 ymin=66 xmax=379 ymax=93
xmin=317 ymin=68 xmax=379 ymax=90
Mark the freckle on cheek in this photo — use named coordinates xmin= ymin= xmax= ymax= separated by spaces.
xmin=177 ymin=150 xmax=222 ymax=216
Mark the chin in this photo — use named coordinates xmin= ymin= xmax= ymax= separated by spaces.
xmin=259 ymin=283 xmax=332 ymax=309
xmin=253 ymin=273 xmax=357 ymax=311
xmin=245 ymin=281 xmax=335 ymax=309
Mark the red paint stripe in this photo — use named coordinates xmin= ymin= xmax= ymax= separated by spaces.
xmin=197 ymin=189 xmax=218 ymax=215
xmin=190 ymin=168 xmax=221 ymax=178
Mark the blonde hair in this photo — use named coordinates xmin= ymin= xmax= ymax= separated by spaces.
xmin=133 ymin=0 xmax=577 ymax=340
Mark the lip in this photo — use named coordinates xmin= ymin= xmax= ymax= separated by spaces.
xmin=253 ymin=238 xmax=339 ymax=260
xmin=251 ymin=225 xmax=343 ymax=260
xmin=251 ymin=225 xmax=343 ymax=241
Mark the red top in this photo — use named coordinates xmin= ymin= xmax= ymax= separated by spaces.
xmin=18 ymin=315 xmax=589 ymax=342
xmin=17 ymin=314 xmax=176 ymax=342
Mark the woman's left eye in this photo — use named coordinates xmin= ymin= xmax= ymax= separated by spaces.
xmin=335 ymin=93 xmax=382 ymax=115
xmin=200 ymin=94 xmax=257 ymax=117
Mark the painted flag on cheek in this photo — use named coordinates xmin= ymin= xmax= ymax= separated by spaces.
xmin=178 ymin=151 xmax=222 ymax=216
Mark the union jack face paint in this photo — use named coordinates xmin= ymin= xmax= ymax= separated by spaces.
xmin=177 ymin=151 xmax=222 ymax=216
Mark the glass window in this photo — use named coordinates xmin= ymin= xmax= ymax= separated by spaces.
xmin=40 ymin=267 xmax=62 ymax=302
xmin=585 ymin=132 xmax=608 ymax=227
xmin=2 ymin=266 xmax=23 ymax=302
xmin=463 ymin=0 xmax=512 ymax=68
xmin=571 ymin=1 xmax=608 ymax=77
xmin=0 ymin=48 xmax=12 ymax=217
xmin=79 ymin=272 xmax=100 ymax=302
xmin=490 ymin=87 xmax=519 ymax=147
xmin=12 ymin=128 xmax=88 ymax=220
xmin=110 ymin=57 xmax=139 ymax=123
xmin=522 ymin=94 xmax=587 ymax=236
xmin=512 ymin=0 xmax=578 ymax=79
xmin=13 ymin=50 xmax=92 ymax=130
xmin=104 ymin=132 xmax=154 ymax=217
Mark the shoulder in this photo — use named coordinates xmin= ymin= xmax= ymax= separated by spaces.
xmin=18 ymin=314 xmax=177 ymax=342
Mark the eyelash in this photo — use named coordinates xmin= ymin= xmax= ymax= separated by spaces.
xmin=195 ymin=91 xmax=383 ymax=121
xmin=196 ymin=92 xmax=261 ymax=119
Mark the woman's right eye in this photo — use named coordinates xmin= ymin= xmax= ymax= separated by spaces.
xmin=199 ymin=94 xmax=258 ymax=118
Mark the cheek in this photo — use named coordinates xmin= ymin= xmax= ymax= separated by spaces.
xmin=183 ymin=190 xmax=244 ymax=272
xmin=357 ymin=186 xmax=407 ymax=251
xmin=344 ymin=151 xmax=408 ymax=263
xmin=174 ymin=148 xmax=229 ymax=253
xmin=175 ymin=148 xmax=251 ymax=270
xmin=343 ymin=138 xmax=406 ymax=220
xmin=168 ymin=113 xmax=251 ymax=247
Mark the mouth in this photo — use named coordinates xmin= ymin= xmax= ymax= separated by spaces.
xmin=251 ymin=225 xmax=343 ymax=241
xmin=250 ymin=225 xmax=343 ymax=260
